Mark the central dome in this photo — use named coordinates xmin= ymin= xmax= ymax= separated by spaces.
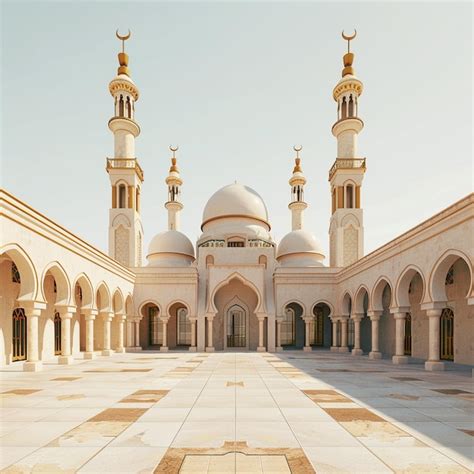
xmin=202 ymin=183 xmax=269 ymax=229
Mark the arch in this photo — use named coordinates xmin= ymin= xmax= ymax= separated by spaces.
xmin=429 ymin=250 xmax=473 ymax=303
xmin=341 ymin=213 xmax=359 ymax=227
xmin=209 ymin=272 xmax=263 ymax=314
xmin=95 ymin=281 xmax=111 ymax=312
xmin=0 ymin=243 xmax=38 ymax=301
xmin=206 ymin=255 xmax=214 ymax=267
xmin=353 ymin=284 xmax=369 ymax=314
xmin=118 ymin=184 xmax=127 ymax=209
xmin=73 ymin=273 xmax=93 ymax=308
xmin=223 ymin=296 xmax=250 ymax=349
xmin=112 ymin=288 xmax=125 ymax=314
xmin=310 ymin=300 xmax=334 ymax=317
xmin=40 ymin=261 xmax=71 ymax=306
xmin=371 ymin=276 xmax=393 ymax=311
xmin=112 ymin=214 xmax=131 ymax=227
xmin=281 ymin=299 xmax=307 ymax=318
xmin=258 ymin=255 xmax=267 ymax=268
xmin=166 ymin=300 xmax=191 ymax=318
xmin=340 ymin=291 xmax=353 ymax=316
xmin=138 ymin=299 xmax=162 ymax=319
xmin=395 ymin=265 xmax=426 ymax=308
xmin=125 ymin=294 xmax=134 ymax=317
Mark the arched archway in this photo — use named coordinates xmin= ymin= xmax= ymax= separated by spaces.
xmin=282 ymin=302 xmax=305 ymax=349
xmin=167 ymin=301 xmax=191 ymax=349
xmin=139 ymin=301 xmax=161 ymax=349
xmin=73 ymin=274 xmax=93 ymax=354
xmin=212 ymin=277 xmax=260 ymax=351
xmin=311 ymin=302 xmax=332 ymax=348
xmin=353 ymin=286 xmax=370 ymax=354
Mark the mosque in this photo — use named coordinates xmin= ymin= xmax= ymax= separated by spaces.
xmin=0 ymin=32 xmax=472 ymax=372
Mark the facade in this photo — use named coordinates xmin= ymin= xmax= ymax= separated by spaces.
xmin=1 ymin=33 xmax=472 ymax=373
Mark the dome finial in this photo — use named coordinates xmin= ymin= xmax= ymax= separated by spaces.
xmin=341 ymin=29 xmax=357 ymax=77
xmin=293 ymin=145 xmax=303 ymax=172
xmin=116 ymin=29 xmax=131 ymax=76
xmin=169 ymin=145 xmax=179 ymax=172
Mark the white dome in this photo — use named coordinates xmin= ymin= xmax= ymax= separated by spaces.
xmin=147 ymin=230 xmax=195 ymax=267
xmin=202 ymin=183 xmax=269 ymax=229
xmin=277 ymin=229 xmax=325 ymax=267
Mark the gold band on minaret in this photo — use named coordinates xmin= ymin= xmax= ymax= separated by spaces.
xmin=116 ymin=29 xmax=131 ymax=76
xmin=341 ymin=30 xmax=356 ymax=77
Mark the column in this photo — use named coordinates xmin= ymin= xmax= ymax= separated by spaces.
xmin=206 ymin=315 xmax=215 ymax=352
xmin=425 ymin=308 xmax=445 ymax=371
xmin=330 ymin=317 xmax=339 ymax=351
xmin=101 ymin=312 xmax=113 ymax=356
xmin=58 ymin=308 xmax=74 ymax=364
xmin=189 ymin=318 xmax=197 ymax=352
xmin=392 ymin=310 xmax=409 ymax=364
xmin=340 ymin=316 xmax=349 ymax=352
xmin=134 ymin=319 xmax=141 ymax=349
xmin=23 ymin=302 xmax=45 ymax=372
xmin=84 ymin=310 xmax=96 ymax=359
xmin=275 ymin=319 xmax=282 ymax=352
xmin=368 ymin=311 xmax=382 ymax=359
xmin=115 ymin=315 xmax=125 ymax=353
xmin=304 ymin=318 xmax=312 ymax=352
xmin=351 ymin=314 xmax=363 ymax=356
xmin=160 ymin=318 xmax=169 ymax=352
xmin=257 ymin=316 xmax=266 ymax=352
xmin=126 ymin=319 xmax=133 ymax=349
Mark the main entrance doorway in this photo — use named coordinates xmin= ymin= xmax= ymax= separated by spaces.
xmin=12 ymin=308 xmax=27 ymax=361
xmin=227 ymin=305 xmax=246 ymax=348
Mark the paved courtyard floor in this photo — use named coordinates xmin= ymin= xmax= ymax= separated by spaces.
xmin=0 ymin=351 xmax=473 ymax=473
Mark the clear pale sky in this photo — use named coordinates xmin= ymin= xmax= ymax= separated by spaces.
xmin=2 ymin=1 xmax=472 ymax=261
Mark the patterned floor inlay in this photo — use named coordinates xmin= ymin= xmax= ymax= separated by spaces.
xmin=83 ymin=368 xmax=152 ymax=373
xmin=89 ymin=408 xmax=147 ymax=422
xmin=390 ymin=376 xmax=422 ymax=381
xmin=120 ymin=390 xmax=169 ymax=403
xmin=460 ymin=429 xmax=474 ymax=436
xmin=303 ymin=389 xmax=352 ymax=403
xmin=432 ymin=388 xmax=473 ymax=395
xmin=1 ymin=388 xmax=41 ymax=396
xmin=323 ymin=408 xmax=385 ymax=422
xmin=387 ymin=393 xmax=420 ymax=400
xmin=56 ymin=393 xmax=85 ymax=400
xmin=226 ymin=381 xmax=244 ymax=387
xmin=154 ymin=441 xmax=315 ymax=473
xmin=51 ymin=376 xmax=81 ymax=381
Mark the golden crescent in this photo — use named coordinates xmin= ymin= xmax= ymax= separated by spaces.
xmin=342 ymin=29 xmax=357 ymax=41
xmin=293 ymin=145 xmax=303 ymax=152
xmin=169 ymin=145 xmax=179 ymax=152
xmin=116 ymin=29 xmax=131 ymax=41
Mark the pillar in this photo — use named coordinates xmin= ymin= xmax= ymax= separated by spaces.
xmin=84 ymin=310 xmax=97 ymax=359
xmin=206 ymin=315 xmax=215 ymax=352
xmin=115 ymin=315 xmax=125 ymax=353
xmin=304 ymin=318 xmax=312 ymax=352
xmin=160 ymin=318 xmax=168 ymax=352
xmin=189 ymin=318 xmax=197 ymax=352
xmin=257 ymin=316 xmax=266 ymax=352
xmin=330 ymin=317 xmax=339 ymax=351
xmin=368 ymin=311 xmax=382 ymax=359
xmin=425 ymin=308 xmax=445 ymax=371
xmin=340 ymin=316 xmax=349 ymax=352
xmin=351 ymin=314 xmax=363 ymax=356
xmin=101 ymin=312 xmax=114 ymax=356
xmin=126 ymin=319 xmax=133 ymax=348
xmin=392 ymin=310 xmax=409 ymax=364
xmin=23 ymin=302 xmax=45 ymax=372
xmin=275 ymin=319 xmax=282 ymax=352
xmin=58 ymin=308 xmax=75 ymax=364
xmin=134 ymin=319 xmax=141 ymax=348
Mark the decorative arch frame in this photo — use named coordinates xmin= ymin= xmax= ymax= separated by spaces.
xmin=138 ymin=299 xmax=162 ymax=320
xmin=125 ymin=294 xmax=134 ymax=317
xmin=341 ymin=213 xmax=360 ymax=228
xmin=223 ymin=295 xmax=250 ymax=350
xmin=95 ymin=281 xmax=112 ymax=313
xmin=281 ymin=299 xmax=307 ymax=319
xmin=395 ymin=264 xmax=426 ymax=308
xmin=353 ymin=284 xmax=369 ymax=314
xmin=72 ymin=273 xmax=94 ymax=309
xmin=340 ymin=291 xmax=353 ymax=316
xmin=112 ymin=287 xmax=125 ymax=315
xmin=166 ymin=300 xmax=192 ymax=319
xmin=40 ymin=261 xmax=71 ymax=306
xmin=208 ymin=272 xmax=264 ymax=314
xmin=310 ymin=300 xmax=334 ymax=318
xmin=429 ymin=249 xmax=473 ymax=303
xmin=370 ymin=276 xmax=393 ymax=311
xmin=0 ymin=243 xmax=38 ymax=301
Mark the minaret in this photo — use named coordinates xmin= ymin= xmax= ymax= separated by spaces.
xmin=288 ymin=145 xmax=307 ymax=230
xmin=328 ymin=31 xmax=366 ymax=267
xmin=165 ymin=146 xmax=183 ymax=231
xmin=107 ymin=30 xmax=144 ymax=267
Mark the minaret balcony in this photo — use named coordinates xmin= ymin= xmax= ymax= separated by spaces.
xmin=328 ymin=158 xmax=366 ymax=181
xmin=106 ymin=158 xmax=144 ymax=181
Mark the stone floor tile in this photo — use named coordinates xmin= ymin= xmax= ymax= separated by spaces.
xmin=289 ymin=421 xmax=361 ymax=447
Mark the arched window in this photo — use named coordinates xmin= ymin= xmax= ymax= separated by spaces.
xmin=12 ymin=308 xmax=27 ymax=361
xmin=404 ymin=312 xmax=412 ymax=355
xmin=348 ymin=95 xmax=354 ymax=117
xmin=148 ymin=306 xmax=162 ymax=346
xmin=118 ymin=184 xmax=126 ymax=209
xmin=281 ymin=307 xmax=296 ymax=346
xmin=119 ymin=95 xmax=124 ymax=117
xmin=341 ymin=97 xmax=347 ymax=119
xmin=440 ymin=308 xmax=454 ymax=361
xmin=126 ymin=96 xmax=132 ymax=118
xmin=54 ymin=312 xmax=61 ymax=355
xmin=346 ymin=184 xmax=354 ymax=208
xmin=206 ymin=255 xmax=214 ymax=267
xmin=258 ymin=255 xmax=267 ymax=269
xmin=11 ymin=262 xmax=21 ymax=283
xmin=177 ymin=308 xmax=191 ymax=346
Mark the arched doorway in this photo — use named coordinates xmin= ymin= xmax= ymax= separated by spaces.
xmin=227 ymin=304 xmax=247 ymax=348
xmin=177 ymin=307 xmax=191 ymax=346
xmin=404 ymin=312 xmax=412 ymax=355
xmin=148 ymin=305 xmax=162 ymax=347
xmin=311 ymin=303 xmax=332 ymax=348
xmin=12 ymin=308 xmax=27 ymax=361
xmin=282 ymin=303 xmax=304 ymax=349
xmin=440 ymin=308 xmax=454 ymax=361
xmin=54 ymin=311 xmax=61 ymax=355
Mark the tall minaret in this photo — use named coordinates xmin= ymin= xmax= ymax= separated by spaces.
xmin=288 ymin=145 xmax=307 ymax=230
xmin=165 ymin=146 xmax=183 ymax=230
xmin=107 ymin=30 xmax=144 ymax=267
xmin=328 ymin=31 xmax=366 ymax=267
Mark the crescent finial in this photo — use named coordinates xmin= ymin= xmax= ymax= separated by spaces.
xmin=342 ymin=29 xmax=357 ymax=53
xmin=293 ymin=145 xmax=302 ymax=159
xmin=169 ymin=145 xmax=179 ymax=159
xmin=116 ymin=29 xmax=131 ymax=41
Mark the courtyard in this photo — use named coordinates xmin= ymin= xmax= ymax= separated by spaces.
xmin=0 ymin=351 xmax=473 ymax=473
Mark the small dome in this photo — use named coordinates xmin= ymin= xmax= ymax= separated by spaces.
xmin=202 ymin=183 xmax=269 ymax=229
xmin=147 ymin=230 xmax=195 ymax=267
xmin=277 ymin=229 xmax=325 ymax=266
